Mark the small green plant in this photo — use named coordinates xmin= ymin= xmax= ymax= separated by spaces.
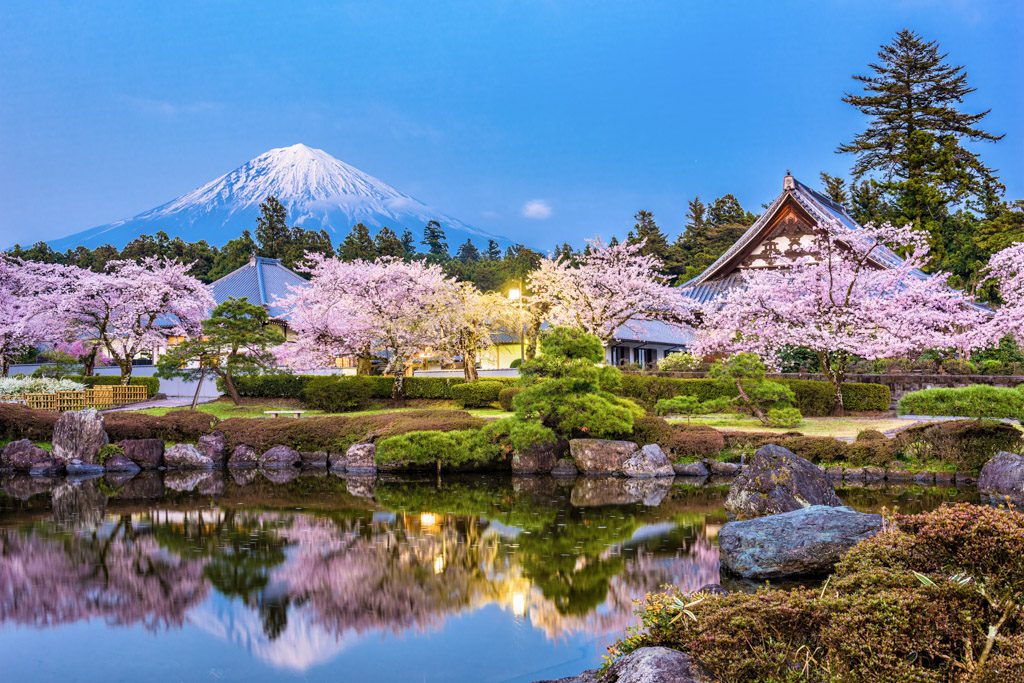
xmin=96 ymin=443 xmax=125 ymax=465
xmin=707 ymin=353 xmax=803 ymax=426
xmin=765 ymin=407 xmax=802 ymax=428
xmin=654 ymin=395 xmax=731 ymax=422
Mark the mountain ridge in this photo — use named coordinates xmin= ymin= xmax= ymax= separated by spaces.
xmin=46 ymin=144 xmax=510 ymax=251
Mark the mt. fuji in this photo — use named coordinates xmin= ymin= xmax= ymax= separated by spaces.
xmin=47 ymin=144 xmax=510 ymax=250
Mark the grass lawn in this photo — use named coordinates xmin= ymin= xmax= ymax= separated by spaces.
xmin=138 ymin=398 xmax=513 ymax=421
xmin=667 ymin=413 xmax=911 ymax=439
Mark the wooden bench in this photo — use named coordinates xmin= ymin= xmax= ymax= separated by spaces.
xmin=263 ymin=409 xmax=307 ymax=418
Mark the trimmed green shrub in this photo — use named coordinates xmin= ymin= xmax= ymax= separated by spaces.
xmin=301 ymin=375 xmax=376 ymax=412
xmin=618 ymin=374 xmax=890 ymax=415
xmin=765 ymin=407 xmax=802 ymax=428
xmin=0 ymin=403 xmax=58 ymax=441
xmin=232 ymin=372 xmax=313 ymax=399
xmin=96 ymin=443 xmax=125 ymax=465
xmin=218 ymin=409 xmax=485 ymax=453
xmin=898 ymin=384 xmax=1024 ymax=420
xmin=498 ymin=386 xmax=522 ymax=412
xmin=611 ymin=504 xmax=1024 ymax=682
xmin=631 ymin=415 xmax=725 ymax=461
xmin=103 ymin=410 xmax=219 ymax=442
xmin=855 ymin=429 xmax=887 ymax=442
xmin=451 ymin=381 xmax=505 ymax=408
xmin=375 ymin=428 xmax=504 ymax=470
xmin=893 ymin=419 xmax=1023 ymax=474
xmin=66 ymin=374 xmax=160 ymax=397
xmin=233 ymin=373 xmax=518 ymax=401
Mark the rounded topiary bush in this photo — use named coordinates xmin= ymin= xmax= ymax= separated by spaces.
xmin=451 ymin=381 xmax=506 ymax=408
xmin=855 ymin=429 xmax=887 ymax=442
xmin=631 ymin=415 xmax=725 ymax=461
xmin=893 ymin=418 xmax=1023 ymax=473
xmin=301 ymin=375 xmax=377 ymax=412
xmin=498 ymin=386 xmax=522 ymax=412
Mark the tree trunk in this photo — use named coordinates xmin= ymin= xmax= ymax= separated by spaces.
xmin=223 ymin=371 xmax=242 ymax=405
xmin=392 ymin=360 xmax=406 ymax=399
xmin=818 ymin=352 xmax=846 ymax=416
xmin=81 ymin=346 xmax=98 ymax=377
xmin=1 ymin=358 xmax=8 ymax=377
xmin=463 ymin=347 xmax=478 ymax=382
xmin=118 ymin=360 xmax=133 ymax=385
xmin=190 ymin=368 xmax=206 ymax=410
xmin=356 ymin=353 xmax=373 ymax=376
xmin=736 ymin=379 xmax=769 ymax=425
xmin=525 ymin=319 xmax=542 ymax=360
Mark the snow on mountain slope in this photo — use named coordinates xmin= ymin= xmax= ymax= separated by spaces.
xmin=47 ymin=143 xmax=510 ymax=250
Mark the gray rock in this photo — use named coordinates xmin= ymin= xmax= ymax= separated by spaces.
xmin=955 ymin=472 xmax=976 ymax=486
xmin=227 ymin=444 xmax=260 ymax=469
xmin=934 ymin=472 xmax=955 ymax=485
xmin=164 ymin=443 xmax=215 ymax=469
xmin=706 ymin=460 xmax=741 ymax=476
xmin=673 ymin=460 xmax=709 ymax=477
xmin=978 ymin=452 xmax=1024 ymax=504
xmin=862 ymin=466 xmax=886 ymax=482
xmin=537 ymin=646 xmax=710 ymax=683
xmin=512 ymin=444 xmax=558 ymax=474
xmin=569 ymin=439 xmax=638 ymax=475
xmin=300 ymin=450 xmax=329 ymax=468
xmin=843 ymin=467 xmax=866 ymax=481
xmin=622 ymin=444 xmax=675 ymax=479
xmin=117 ymin=439 xmax=164 ymax=469
xmin=332 ymin=443 xmax=376 ymax=473
xmin=718 ymin=505 xmax=883 ymax=579
xmin=260 ymin=445 xmax=300 ymax=469
xmin=725 ymin=444 xmax=841 ymax=520
xmin=885 ymin=469 xmax=917 ymax=483
xmin=66 ymin=459 xmax=105 ymax=476
xmin=52 ymin=409 xmax=108 ymax=465
xmin=913 ymin=472 xmax=935 ymax=485
xmin=197 ymin=431 xmax=227 ymax=468
xmin=550 ymin=457 xmax=578 ymax=477
xmin=1 ymin=439 xmax=59 ymax=472
xmin=103 ymin=453 xmax=141 ymax=473
xmin=825 ymin=466 xmax=844 ymax=480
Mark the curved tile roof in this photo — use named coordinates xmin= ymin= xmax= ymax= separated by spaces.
xmin=209 ymin=256 xmax=308 ymax=319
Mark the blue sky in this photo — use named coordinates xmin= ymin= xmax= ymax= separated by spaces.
xmin=1 ymin=0 xmax=1021 ymax=250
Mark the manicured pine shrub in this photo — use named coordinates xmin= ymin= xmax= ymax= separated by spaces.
xmin=498 ymin=386 xmax=522 ymax=411
xmin=375 ymin=428 xmax=505 ymax=471
xmin=893 ymin=418 xmax=1023 ymax=474
xmin=450 ymin=381 xmax=506 ymax=408
xmin=898 ymin=384 xmax=1024 ymax=420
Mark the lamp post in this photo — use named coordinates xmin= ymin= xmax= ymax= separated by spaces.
xmin=507 ymin=285 xmax=524 ymax=364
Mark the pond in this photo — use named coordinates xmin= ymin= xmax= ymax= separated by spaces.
xmin=0 ymin=471 xmax=977 ymax=682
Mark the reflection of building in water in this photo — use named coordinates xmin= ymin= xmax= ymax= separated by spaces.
xmin=0 ymin=494 xmax=722 ymax=673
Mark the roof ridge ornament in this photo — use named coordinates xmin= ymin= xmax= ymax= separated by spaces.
xmin=783 ymin=170 xmax=795 ymax=191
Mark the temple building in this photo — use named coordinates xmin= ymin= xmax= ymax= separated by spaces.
xmin=682 ymin=172 xmax=911 ymax=304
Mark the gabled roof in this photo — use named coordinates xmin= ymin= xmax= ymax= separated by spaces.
xmin=611 ymin=319 xmax=694 ymax=347
xmin=683 ymin=173 xmax=916 ymax=291
xmin=209 ymin=256 xmax=307 ymax=319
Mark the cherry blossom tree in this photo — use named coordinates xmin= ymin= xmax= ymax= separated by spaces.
xmin=0 ymin=257 xmax=64 ymax=376
xmin=276 ymin=256 xmax=458 ymax=398
xmin=436 ymin=284 xmax=516 ymax=382
xmin=975 ymin=242 xmax=1024 ymax=347
xmin=528 ymin=239 xmax=696 ymax=349
xmin=693 ymin=222 xmax=988 ymax=413
xmin=53 ymin=258 xmax=213 ymax=383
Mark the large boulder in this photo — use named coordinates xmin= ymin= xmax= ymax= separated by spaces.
xmin=706 ymin=460 xmax=741 ymax=476
xmin=550 ymin=457 xmax=578 ymax=477
xmin=570 ymin=439 xmax=639 ymax=475
xmin=164 ymin=443 xmax=216 ymax=469
xmin=331 ymin=443 xmax=376 ymax=473
xmin=117 ymin=439 xmax=165 ymax=469
xmin=52 ymin=409 xmax=108 ymax=465
xmin=260 ymin=445 xmax=301 ymax=469
xmin=197 ymin=431 xmax=227 ymax=468
xmin=622 ymin=444 xmax=675 ymax=479
xmin=227 ymin=445 xmax=260 ymax=469
xmin=1 ymin=439 xmax=60 ymax=473
xmin=512 ymin=444 xmax=558 ymax=474
xmin=673 ymin=460 xmax=709 ymax=478
xmin=978 ymin=451 xmax=1024 ymax=504
xmin=537 ymin=646 xmax=711 ymax=683
xmin=725 ymin=444 xmax=841 ymax=520
xmin=718 ymin=505 xmax=883 ymax=579
xmin=102 ymin=453 xmax=140 ymax=473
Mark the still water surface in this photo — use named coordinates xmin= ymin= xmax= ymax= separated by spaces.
xmin=0 ymin=471 xmax=975 ymax=682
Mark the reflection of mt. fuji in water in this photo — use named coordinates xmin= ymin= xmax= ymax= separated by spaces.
xmin=189 ymin=594 xmax=358 ymax=672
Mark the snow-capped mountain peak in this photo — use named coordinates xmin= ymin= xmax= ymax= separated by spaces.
xmin=47 ymin=144 xmax=507 ymax=251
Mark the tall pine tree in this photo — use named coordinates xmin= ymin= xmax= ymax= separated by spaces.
xmin=254 ymin=196 xmax=290 ymax=258
xmin=337 ymin=223 xmax=377 ymax=261
xmin=421 ymin=220 xmax=449 ymax=262
xmin=374 ymin=226 xmax=406 ymax=258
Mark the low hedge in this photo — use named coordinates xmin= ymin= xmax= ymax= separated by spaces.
xmin=232 ymin=373 xmax=517 ymax=402
xmin=898 ymin=384 xmax=1024 ymax=420
xmin=66 ymin=374 xmax=160 ymax=398
xmin=631 ymin=416 xmax=725 ymax=461
xmin=720 ymin=430 xmax=896 ymax=467
xmin=618 ymin=374 xmax=890 ymax=415
xmin=451 ymin=381 xmax=505 ymax=408
xmin=301 ymin=375 xmax=376 ymax=412
xmin=0 ymin=404 xmax=216 ymax=443
xmin=217 ymin=409 xmax=486 ymax=453
xmin=498 ymin=387 xmax=522 ymax=412
xmin=0 ymin=403 xmax=58 ymax=441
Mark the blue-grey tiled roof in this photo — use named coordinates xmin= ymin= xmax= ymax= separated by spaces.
xmin=612 ymin=319 xmax=694 ymax=347
xmin=209 ymin=256 xmax=308 ymax=319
